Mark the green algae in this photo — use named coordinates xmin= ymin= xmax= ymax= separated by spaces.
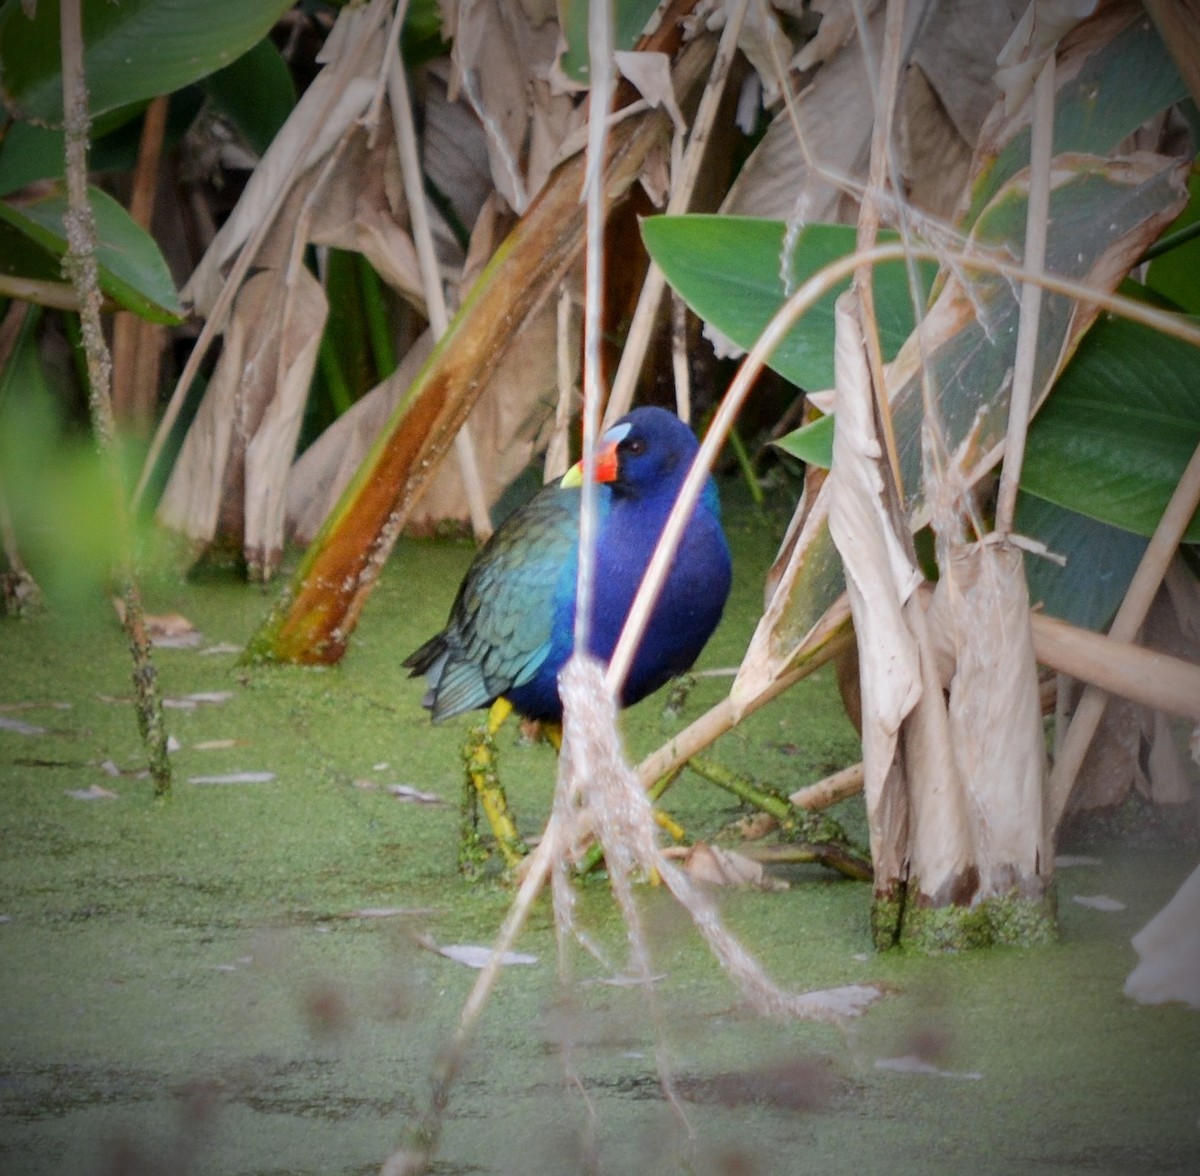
xmin=1 ymin=487 xmax=1198 ymax=1175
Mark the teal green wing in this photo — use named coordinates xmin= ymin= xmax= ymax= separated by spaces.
xmin=405 ymin=485 xmax=581 ymax=720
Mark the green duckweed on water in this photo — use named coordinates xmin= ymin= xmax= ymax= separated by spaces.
xmin=1 ymin=489 xmax=1198 ymax=1175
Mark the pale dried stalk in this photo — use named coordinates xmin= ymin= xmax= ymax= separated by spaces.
xmin=1033 ymin=611 xmax=1200 ymax=723
xmin=571 ymin=0 xmax=617 ymax=655
xmin=791 ymin=761 xmax=865 ymax=811
xmin=386 ymin=25 xmax=492 ymax=541
xmin=850 ymin=0 xmax=909 ymax=496
xmin=59 ymin=0 xmax=170 ymax=793
xmin=995 ymin=50 xmax=1055 ymax=534
xmin=603 ymin=0 xmax=752 ymax=425
xmin=1047 ymin=435 xmax=1200 ymax=832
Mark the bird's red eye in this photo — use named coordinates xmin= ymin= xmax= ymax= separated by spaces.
xmin=625 ymin=437 xmax=645 ymax=456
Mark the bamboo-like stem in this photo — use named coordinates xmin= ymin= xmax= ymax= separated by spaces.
xmin=686 ymin=757 xmax=794 ymax=823
xmin=1047 ymin=435 xmax=1200 ymax=833
xmin=851 ymin=0 xmax=907 ymax=499
xmin=1034 ymin=611 xmax=1200 ymax=723
xmin=603 ymin=0 xmax=751 ymax=425
xmin=59 ymin=0 xmax=170 ymax=794
xmin=791 ymin=762 xmax=866 ymax=811
xmin=386 ymin=23 xmax=492 ymax=542
xmin=995 ymin=53 xmax=1055 ymax=535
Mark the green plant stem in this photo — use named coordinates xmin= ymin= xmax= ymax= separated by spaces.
xmin=725 ymin=423 xmax=764 ymax=506
xmin=687 ymin=756 xmax=793 ymax=823
xmin=356 ymin=253 xmax=396 ymax=379
xmin=318 ymin=332 xmax=354 ymax=416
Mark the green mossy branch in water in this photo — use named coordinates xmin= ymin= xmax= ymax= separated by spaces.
xmin=686 ymin=756 xmax=871 ymax=881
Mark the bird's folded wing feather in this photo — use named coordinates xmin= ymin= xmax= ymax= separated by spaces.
xmin=427 ymin=487 xmax=583 ymax=718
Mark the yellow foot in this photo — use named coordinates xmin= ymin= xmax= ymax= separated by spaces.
xmin=460 ymin=698 xmax=527 ymax=872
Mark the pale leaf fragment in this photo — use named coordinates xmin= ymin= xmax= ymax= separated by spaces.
xmin=164 ymin=692 xmax=235 ymax=710
xmin=875 ymin=1054 xmax=983 ymax=1080
xmin=1072 ymin=894 xmax=1126 ymax=912
xmin=186 ymin=772 xmax=276 ymax=785
xmin=0 ymin=715 xmax=46 ymax=736
xmin=387 ymin=784 xmax=446 ymax=805
xmin=683 ymin=841 xmax=783 ymax=890
xmin=434 ymin=943 xmax=539 ymax=969
xmin=788 ymin=984 xmax=886 ymax=1020
xmin=112 ymin=596 xmax=202 ymax=647
xmin=66 ymin=784 xmax=118 ymax=800
xmin=1124 ymin=864 xmax=1200 ymax=1008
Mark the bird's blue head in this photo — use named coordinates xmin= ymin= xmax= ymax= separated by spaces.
xmin=573 ymin=406 xmax=703 ymax=500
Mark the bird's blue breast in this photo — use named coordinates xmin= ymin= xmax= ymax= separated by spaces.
xmin=504 ymin=477 xmax=730 ymax=718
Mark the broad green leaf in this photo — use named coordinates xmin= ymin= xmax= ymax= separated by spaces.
xmin=1017 ymin=493 xmax=1148 ymax=631
xmin=774 ymin=413 xmax=834 ymax=468
xmin=203 ymin=36 xmax=296 ymax=158
xmin=557 ymin=0 xmax=662 ymax=84
xmin=0 ymin=89 xmax=204 ymax=196
xmin=1021 ymin=313 xmax=1200 ymax=541
xmin=0 ymin=184 xmax=182 ymax=322
xmin=642 ymin=216 xmax=935 ymax=392
xmin=0 ymin=0 xmax=292 ymax=123
xmin=964 ymin=14 xmax=1186 ymax=227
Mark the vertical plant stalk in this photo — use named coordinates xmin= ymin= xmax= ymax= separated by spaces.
xmin=110 ymin=93 xmax=169 ymax=431
xmin=386 ymin=8 xmax=492 ymax=541
xmin=994 ymin=54 xmax=1055 ymax=535
xmin=603 ymin=0 xmax=751 ymax=425
xmin=59 ymin=0 xmax=170 ymax=794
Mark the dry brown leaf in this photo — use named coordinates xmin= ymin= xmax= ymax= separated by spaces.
xmin=720 ymin=0 xmax=928 ymax=224
xmin=935 ymin=542 xmax=1048 ymax=895
xmin=448 ymin=0 xmax=571 ymax=212
xmin=824 ymin=291 xmax=923 ymax=882
xmin=159 ymin=267 xmax=328 ymax=579
xmin=683 ymin=841 xmax=775 ymax=888
xmin=183 ymin=3 xmax=389 ymax=314
xmin=112 ymin=596 xmax=202 ymax=647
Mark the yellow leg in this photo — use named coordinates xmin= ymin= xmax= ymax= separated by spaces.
xmin=461 ymin=697 xmax=526 ymax=871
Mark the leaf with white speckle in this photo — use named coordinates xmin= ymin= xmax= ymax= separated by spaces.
xmin=1073 ymin=894 xmax=1126 ymax=911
